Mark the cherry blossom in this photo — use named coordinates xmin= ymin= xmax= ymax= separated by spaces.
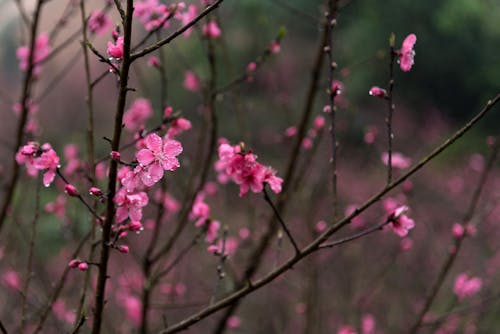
xmin=114 ymin=188 xmax=149 ymax=223
xmin=16 ymin=142 xmax=60 ymax=186
xmin=369 ymin=86 xmax=387 ymax=98
xmin=136 ymin=133 xmax=183 ymax=187
xmin=388 ymin=205 xmax=415 ymax=237
xmin=107 ymin=36 xmax=124 ymax=59
xmin=453 ymin=273 xmax=482 ymax=301
xmin=183 ymin=71 xmax=200 ymax=92
xmin=398 ymin=33 xmax=416 ymax=72
xmin=202 ymin=20 xmax=221 ymax=39
xmin=88 ymin=11 xmax=112 ymax=35
xmin=17 ymin=33 xmax=51 ymax=74
xmin=381 ymin=151 xmax=411 ymax=169
xmin=123 ymin=98 xmax=153 ymax=131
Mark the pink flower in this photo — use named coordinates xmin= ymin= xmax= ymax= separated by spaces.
xmin=331 ymin=80 xmax=344 ymax=95
xmin=362 ymin=314 xmax=376 ymax=334
xmin=381 ymin=151 xmax=411 ymax=169
xmin=180 ymin=4 xmax=198 ymax=37
xmin=147 ymin=56 xmax=160 ymax=67
xmin=369 ymin=86 xmax=387 ymax=98
xmin=78 ymin=262 xmax=89 ymax=271
xmin=45 ymin=195 xmax=67 ymax=219
xmin=167 ymin=117 xmax=192 ymax=137
xmin=452 ymin=223 xmax=464 ymax=238
xmin=183 ymin=71 xmax=200 ymax=92
xmin=337 ymin=325 xmax=357 ymax=334
xmin=227 ymin=315 xmax=241 ymax=328
xmin=17 ymin=142 xmax=61 ymax=186
xmin=313 ymin=115 xmax=325 ymax=130
xmin=136 ymin=133 xmax=183 ymax=186
xmin=202 ymin=20 xmax=221 ymax=39
xmin=190 ymin=193 xmax=210 ymax=226
xmin=124 ymin=98 xmax=153 ymax=131
xmin=52 ymin=300 xmax=76 ymax=324
xmin=284 ymin=126 xmax=297 ymax=137
xmin=389 ymin=205 xmax=415 ymax=237
xmin=117 ymin=245 xmax=130 ymax=253
xmin=315 ymin=220 xmax=327 ymax=233
xmin=400 ymin=237 xmax=413 ymax=251
xmin=123 ymin=295 xmax=141 ymax=326
xmin=17 ymin=33 xmax=51 ymax=73
xmin=206 ymin=220 xmax=220 ymax=243
xmin=398 ymin=33 xmax=416 ymax=72
xmin=88 ymin=11 xmax=112 ymax=35
xmin=270 ymin=41 xmax=281 ymax=54
xmin=114 ymin=188 xmax=149 ymax=223
xmin=107 ymin=36 xmax=124 ymax=59
xmin=247 ymin=61 xmax=257 ymax=72
xmin=1 ymin=270 xmax=21 ymax=290
xmin=134 ymin=0 xmax=172 ymax=31
xmin=89 ymin=187 xmax=103 ymax=197
xmin=208 ymin=237 xmax=238 ymax=256
xmin=453 ymin=273 xmax=482 ymax=301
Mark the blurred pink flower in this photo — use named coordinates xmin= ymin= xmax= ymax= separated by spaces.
xmin=453 ymin=273 xmax=482 ymax=301
xmin=202 ymin=20 xmax=221 ymax=38
xmin=227 ymin=315 xmax=241 ymax=328
xmin=88 ymin=10 xmax=111 ymax=35
xmin=361 ymin=314 xmax=376 ymax=334
xmin=398 ymin=33 xmax=416 ymax=72
xmin=183 ymin=71 xmax=200 ymax=92
xmin=123 ymin=98 xmax=153 ymax=131
xmin=369 ymin=86 xmax=387 ymax=98
xmin=1 ymin=270 xmax=21 ymax=290
xmin=381 ymin=151 xmax=411 ymax=169
xmin=17 ymin=32 xmax=51 ymax=73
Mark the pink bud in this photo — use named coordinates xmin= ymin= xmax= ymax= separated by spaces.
xmin=369 ymin=86 xmax=387 ymax=98
xmin=270 ymin=41 xmax=281 ymax=54
xmin=128 ymin=221 xmax=143 ymax=232
xmin=89 ymin=187 xmax=103 ymax=197
xmin=117 ymin=245 xmax=130 ymax=253
xmin=110 ymin=151 xmax=121 ymax=161
xmin=65 ymin=184 xmax=79 ymax=197
xmin=247 ymin=62 xmax=257 ymax=72
xmin=68 ymin=259 xmax=81 ymax=268
xmin=147 ymin=56 xmax=160 ymax=67
xmin=78 ymin=262 xmax=88 ymax=271
xmin=164 ymin=106 xmax=173 ymax=117
xmin=452 ymin=223 xmax=464 ymax=238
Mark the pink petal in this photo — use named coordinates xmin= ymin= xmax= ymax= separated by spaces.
xmin=401 ymin=34 xmax=416 ymax=52
xmin=136 ymin=149 xmax=155 ymax=166
xmin=43 ymin=170 xmax=55 ymax=186
xmin=116 ymin=207 xmax=128 ymax=223
xmin=129 ymin=207 xmax=142 ymax=222
xmin=145 ymin=133 xmax=163 ymax=153
xmin=163 ymin=138 xmax=183 ymax=157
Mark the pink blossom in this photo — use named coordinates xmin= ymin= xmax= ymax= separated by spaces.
xmin=1 ymin=270 xmax=21 ymax=290
xmin=215 ymin=141 xmax=282 ymax=197
xmin=17 ymin=142 xmax=60 ymax=186
xmin=331 ymin=80 xmax=344 ymax=95
xmin=88 ymin=10 xmax=112 ymax=35
xmin=202 ymin=20 xmax=221 ymax=39
xmin=239 ymin=227 xmax=250 ymax=239
xmin=284 ymin=126 xmax=297 ymax=137
xmin=52 ymin=300 xmax=76 ymax=324
xmin=167 ymin=117 xmax=192 ymax=137
xmin=78 ymin=262 xmax=89 ymax=271
xmin=68 ymin=259 xmax=81 ymax=268
xmin=337 ymin=325 xmax=357 ymax=334
xmin=302 ymin=137 xmax=313 ymax=149
xmin=400 ymin=237 xmax=413 ymax=251
xmin=45 ymin=195 xmax=67 ymax=219
xmin=315 ymin=220 xmax=327 ymax=233
xmin=452 ymin=223 xmax=464 ymax=238
xmin=136 ymin=133 xmax=183 ymax=186
xmin=369 ymin=86 xmax=387 ymax=98
xmin=134 ymin=0 xmax=172 ymax=31
xmin=381 ymin=151 xmax=411 ymax=169
xmin=313 ymin=115 xmax=325 ymax=130
xmin=227 ymin=316 xmax=241 ymax=328
xmin=270 ymin=41 xmax=281 ymax=54
xmin=364 ymin=126 xmax=378 ymax=144
xmin=180 ymin=4 xmax=198 ymax=36
xmin=389 ymin=205 xmax=415 ymax=237
xmin=247 ymin=61 xmax=257 ymax=72
xmin=361 ymin=314 xmax=376 ymax=334
xmin=63 ymin=144 xmax=81 ymax=176
xmin=398 ymin=33 xmax=416 ymax=72
xmin=191 ymin=193 xmax=210 ymax=226
xmin=469 ymin=153 xmax=485 ymax=172
xmin=114 ymin=188 xmax=149 ymax=223
xmin=206 ymin=220 xmax=220 ymax=243
xmin=124 ymin=98 xmax=153 ymax=131
xmin=453 ymin=273 xmax=482 ymax=301
xmin=123 ymin=295 xmax=141 ymax=326
xmin=110 ymin=151 xmax=121 ymax=161
xmin=147 ymin=56 xmax=160 ymax=67
xmin=89 ymin=187 xmax=103 ymax=197
xmin=107 ymin=36 xmax=124 ymax=59
xmin=183 ymin=71 xmax=200 ymax=92
xmin=117 ymin=245 xmax=130 ymax=254
xmin=208 ymin=237 xmax=238 ymax=256
xmin=17 ymin=33 xmax=51 ymax=73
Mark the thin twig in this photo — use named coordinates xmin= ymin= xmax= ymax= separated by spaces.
xmin=386 ymin=33 xmax=396 ymax=185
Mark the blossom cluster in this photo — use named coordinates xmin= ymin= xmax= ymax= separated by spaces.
xmin=215 ymin=140 xmax=283 ymax=197
xmin=16 ymin=141 xmax=60 ymax=187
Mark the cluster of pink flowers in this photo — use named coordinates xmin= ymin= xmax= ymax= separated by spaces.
xmin=284 ymin=115 xmax=325 ymax=150
xmin=453 ymin=273 xmax=482 ymax=301
xmin=107 ymin=35 xmax=124 ymax=59
xmin=16 ymin=141 xmax=60 ymax=186
xmin=17 ymin=33 xmax=51 ymax=74
xmin=215 ymin=140 xmax=283 ymax=197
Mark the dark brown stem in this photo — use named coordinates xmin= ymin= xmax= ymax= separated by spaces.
xmin=386 ymin=34 xmax=396 ymax=185
xmin=0 ymin=0 xmax=44 ymax=234
xmin=91 ymin=0 xmax=134 ymax=332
